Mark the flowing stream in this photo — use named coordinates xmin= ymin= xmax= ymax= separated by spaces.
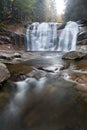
xmin=26 ymin=21 xmax=79 ymax=51
xmin=0 ymin=52 xmax=87 ymax=130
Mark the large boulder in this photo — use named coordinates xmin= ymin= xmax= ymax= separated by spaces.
xmin=0 ymin=63 xmax=10 ymax=83
xmin=62 ymin=51 xmax=87 ymax=60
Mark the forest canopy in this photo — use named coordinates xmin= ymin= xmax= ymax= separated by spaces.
xmin=1 ymin=0 xmax=87 ymax=23
xmin=63 ymin=0 xmax=87 ymax=21
xmin=0 ymin=0 xmax=57 ymax=23
xmin=0 ymin=0 xmax=51 ymax=22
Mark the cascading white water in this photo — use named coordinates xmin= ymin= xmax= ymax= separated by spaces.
xmin=26 ymin=25 xmax=30 ymax=51
xmin=58 ymin=21 xmax=79 ymax=51
xmin=26 ymin=22 xmax=58 ymax=51
xmin=10 ymin=77 xmax=47 ymax=111
xmin=26 ymin=21 xmax=78 ymax=51
xmin=2 ymin=77 xmax=47 ymax=119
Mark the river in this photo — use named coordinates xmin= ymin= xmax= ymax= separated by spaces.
xmin=0 ymin=52 xmax=87 ymax=130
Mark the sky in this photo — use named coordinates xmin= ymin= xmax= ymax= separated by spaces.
xmin=55 ymin=0 xmax=65 ymax=15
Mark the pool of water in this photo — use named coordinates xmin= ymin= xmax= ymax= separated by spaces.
xmin=0 ymin=53 xmax=87 ymax=130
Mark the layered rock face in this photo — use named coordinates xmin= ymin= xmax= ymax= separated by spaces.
xmin=77 ymin=20 xmax=87 ymax=51
xmin=0 ymin=25 xmax=25 ymax=50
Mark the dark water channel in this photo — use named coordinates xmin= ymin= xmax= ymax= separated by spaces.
xmin=0 ymin=52 xmax=87 ymax=130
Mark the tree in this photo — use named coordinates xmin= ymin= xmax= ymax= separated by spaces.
xmin=11 ymin=0 xmax=37 ymax=22
xmin=31 ymin=0 xmax=47 ymax=22
xmin=63 ymin=0 xmax=87 ymax=21
xmin=0 ymin=0 xmax=37 ymax=23
xmin=0 ymin=0 xmax=55 ymax=23
xmin=0 ymin=0 xmax=11 ymax=21
xmin=49 ymin=0 xmax=57 ymax=22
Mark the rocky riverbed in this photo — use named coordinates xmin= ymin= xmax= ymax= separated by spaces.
xmin=0 ymin=22 xmax=87 ymax=130
xmin=0 ymin=51 xmax=87 ymax=130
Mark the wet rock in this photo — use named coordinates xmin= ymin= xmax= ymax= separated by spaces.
xmin=10 ymin=71 xmax=27 ymax=82
xmin=13 ymin=52 xmax=21 ymax=58
xmin=77 ymin=45 xmax=87 ymax=51
xmin=77 ymin=39 xmax=87 ymax=45
xmin=27 ymin=69 xmax=47 ymax=79
xmin=57 ymin=23 xmax=66 ymax=30
xmin=77 ymin=31 xmax=87 ymax=41
xmin=75 ymin=85 xmax=87 ymax=92
xmin=79 ymin=26 xmax=87 ymax=34
xmin=77 ymin=19 xmax=87 ymax=27
xmin=0 ymin=35 xmax=11 ymax=43
xmin=62 ymin=51 xmax=87 ymax=60
xmin=38 ymin=65 xmax=65 ymax=73
xmin=0 ymin=52 xmax=21 ymax=60
xmin=0 ymin=63 xmax=10 ymax=83
xmin=62 ymin=71 xmax=87 ymax=85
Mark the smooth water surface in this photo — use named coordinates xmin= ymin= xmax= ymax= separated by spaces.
xmin=0 ymin=52 xmax=87 ymax=130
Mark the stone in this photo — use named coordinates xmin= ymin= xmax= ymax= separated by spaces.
xmin=38 ymin=65 xmax=66 ymax=73
xmin=77 ymin=19 xmax=87 ymax=27
xmin=77 ymin=39 xmax=87 ymax=45
xmin=0 ymin=35 xmax=11 ymax=43
xmin=13 ymin=52 xmax=21 ymax=58
xmin=62 ymin=51 xmax=87 ymax=60
xmin=0 ymin=52 xmax=21 ymax=60
xmin=77 ymin=31 xmax=87 ymax=41
xmin=75 ymin=85 xmax=87 ymax=92
xmin=57 ymin=23 xmax=66 ymax=30
xmin=0 ymin=63 xmax=10 ymax=83
xmin=0 ymin=29 xmax=25 ymax=49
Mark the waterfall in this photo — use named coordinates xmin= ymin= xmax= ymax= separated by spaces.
xmin=58 ymin=21 xmax=79 ymax=51
xmin=25 ymin=21 xmax=78 ymax=51
xmin=26 ymin=22 xmax=58 ymax=51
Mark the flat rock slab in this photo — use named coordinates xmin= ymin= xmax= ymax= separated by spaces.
xmin=0 ymin=52 xmax=21 ymax=60
xmin=62 ymin=51 xmax=87 ymax=60
xmin=38 ymin=65 xmax=65 ymax=73
xmin=0 ymin=51 xmax=41 ymax=64
xmin=0 ymin=63 xmax=10 ymax=82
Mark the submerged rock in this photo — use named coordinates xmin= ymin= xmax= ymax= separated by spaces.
xmin=62 ymin=51 xmax=87 ymax=60
xmin=0 ymin=63 xmax=10 ymax=83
